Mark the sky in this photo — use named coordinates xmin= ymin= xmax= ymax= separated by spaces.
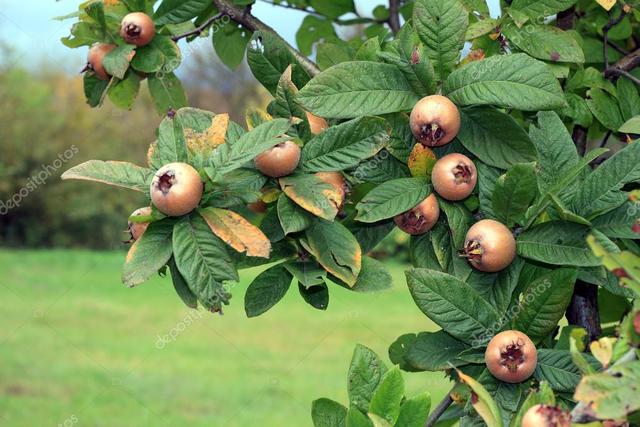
xmin=0 ymin=0 xmax=500 ymax=73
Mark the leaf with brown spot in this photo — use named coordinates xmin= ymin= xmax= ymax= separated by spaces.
xmin=199 ymin=207 xmax=271 ymax=258
xmin=184 ymin=113 xmax=229 ymax=156
xmin=407 ymin=144 xmax=437 ymax=177
xmin=279 ymin=174 xmax=340 ymax=220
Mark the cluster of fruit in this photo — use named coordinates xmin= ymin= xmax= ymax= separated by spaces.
xmin=399 ymin=95 xmax=517 ymax=273
xmin=85 ymin=12 xmax=155 ymax=80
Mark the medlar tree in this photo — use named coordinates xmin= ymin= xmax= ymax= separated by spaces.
xmin=59 ymin=0 xmax=640 ymax=425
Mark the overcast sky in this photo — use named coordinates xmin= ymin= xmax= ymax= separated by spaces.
xmin=0 ymin=0 xmax=500 ymax=72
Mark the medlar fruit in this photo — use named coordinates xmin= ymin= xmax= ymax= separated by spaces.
xmin=150 ymin=163 xmax=203 ymax=217
xmin=522 ymin=404 xmax=571 ymax=427
xmin=462 ymin=219 xmax=516 ymax=272
xmin=394 ymin=194 xmax=440 ymax=235
xmin=255 ymin=141 xmax=301 ymax=178
xmin=86 ymin=43 xmax=116 ymax=81
xmin=127 ymin=207 xmax=152 ymax=242
xmin=409 ymin=95 xmax=461 ymax=147
xmin=485 ymin=330 xmax=537 ymax=383
xmin=120 ymin=12 xmax=155 ymax=47
xmin=431 ymin=153 xmax=477 ymax=201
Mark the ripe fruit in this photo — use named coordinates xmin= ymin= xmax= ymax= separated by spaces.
xmin=522 ymin=404 xmax=571 ymax=427
xmin=462 ymin=219 xmax=516 ymax=272
xmin=120 ymin=12 xmax=155 ymax=47
xmin=431 ymin=153 xmax=477 ymax=201
xmin=394 ymin=194 xmax=440 ymax=235
xmin=150 ymin=163 xmax=203 ymax=217
xmin=306 ymin=112 xmax=329 ymax=135
xmin=255 ymin=141 xmax=301 ymax=178
xmin=315 ymin=172 xmax=347 ymax=208
xmin=409 ymin=95 xmax=461 ymax=147
xmin=485 ymin=330 xmax=537 ymax=383
xmin=128 ymin=207 xmax=152 ymax=242
xmin=86 ymin=43 xmax=116 ymax=80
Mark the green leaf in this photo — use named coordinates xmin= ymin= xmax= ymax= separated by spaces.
xmin=406 ymin=268 xmax=501 ymax=344
xmin=244 ymin=264 xmax=293 ymax=317
xmin=277 ymin=194 xmax=312 ymax=235
xmin=103 ymin=45 xmax=135 ymax=80
xmin=310 ymin=0 xmax=354 ymax=19
xmin=153 ymin=0 xmax=211 ymax=25
xmin=168 ymin=257 xmax=198 ymax=309
xmin=529 ymin=111 xmax=580 ymax=196
xmin=395 ymin=392 xmax=431 ymax=427
xmin=444 ymin=53 xmax=566 ymax=111
xmin=517 ymin=221 xmax=601 ymax=266
xmin=148 ymin=72 xmax=188 ymax=115
xmin=122 ymin=219 xmax=175 ymax=287
xmin=587 ymin=88 xmax=625 ymax=131
xmin=350 ymin=256 xmax=393 ymax=293
xmin=512 ymin=268 xmax=577 ymax=343
xmin=296 ymin=15 xmax=337 ymax=56
xmin=83 ymin=73 xmax=109 ymax=107
xmin=404 ymin=330 xmax=468 ymax=371
xmin=208 ymin=118 xmax=291 ymax=180
xmin=510 ymin=0 xmax=578 ymax=18
xmin=592 ymin=202 xmax=640 ymax=239
xmin=285 ymin=260 xmax=326 ymax=287
xmin=457 ymin=106 xmax=537 ymax=170
xmin=355 ymin=177 xmax=430 ymax=223
xmin=297 ymin=62 xmax=420 ymax=119
xmin=502 ymin=23 xmax=584 ymax=63
xmin=279 ymin=174 xmax=340 ymax=221
xmin=61 ymin=160 xmax=152 ymax=193
xmin=349 ymin=220 xmax=396 ymax=254
xmin=298 ymin=282 xmax=329 ymax=310
xmin=300 ymin=117 xmax=390 ymax=172
xmin=213 ymin=21 xmax=250 ymax=70
xmin=535 ymin=349 xmax=598 ymax=393
xmin=348 ymin=344 xmax=388 ymax=413
xmin=457 ymin=370 xmax=505 ymax=427
xmin=369 ymin=368 xmax=404 ymax=425
xmin=565 ymin=67 xmax=617 ymax=96
xmin=303 ymin=219 xmax=362 ymax=287
xmin=477 ymin=163 xmax=501 ymax=218
xmin=413 ymin=0 xmax=468 ymax=82
xmin=439 ymin=200 xmax=473 ymax=249
xmin=571 ymin=141 xmax=640 ymax=218
xmin=172 ymin=215 xmax=237 ymax=311
xmin=620 ymin=116 xmax=640 ymax=134
xmin=247 ymin=31 xmax=310 ymax=95
xmin=492 ymin=163 xmax=538 ymax=227
xmin=617 ymin=78 xmax=640 ymax=121
xmin=351 ymin=151 xmax=411 ymax=184
xmin=108 ymin=71 xmax=141 ymax=109
xmin=559 ymin=93 xmax=593 ymax=127
xmin=311 ymin=398 xmax=348 ymax=427
xmin=347 ymin=408 xmax=374 ymax=427
xmin=466 ymin=18 xmax=499 ymax=40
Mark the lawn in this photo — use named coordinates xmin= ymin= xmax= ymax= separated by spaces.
xmin=0 ymin=250 xmax=450 ymax=426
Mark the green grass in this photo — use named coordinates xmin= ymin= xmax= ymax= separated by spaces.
xmin=0 ymin=250 xmax=450 ymax=426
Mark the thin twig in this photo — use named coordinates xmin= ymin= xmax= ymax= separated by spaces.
xmin=213 ymin=0 xmax=320 ymax=76
xmin=600 ymin=130 xmax=613 ymax=149
xmin=425 ymin=390 xmax=454 ymax=427
xmin=388 ymin=0 xmax=401 ymax=34
xmin=257 ymin=0 xmax=377 ymax=26
xmin=171 ymin=12 xmax=223 ymax=41
xmin=603 ymin=7 xmax=628 ymax=68
xmin=608 ymin=68 xmax=640 ymax=87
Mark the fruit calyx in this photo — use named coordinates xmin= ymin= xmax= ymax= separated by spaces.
xmin=397 ymin=211 xmax=430 ymax=235
xmin=499 ymin=339 xmax=526 ymax=372
xmin=453 ymin=163 xmax=474 ymax=184
xmin=156 ymin=171 xmax=176 ymax=194
xmin=123 ymin=22 xmax=142 ymax=39
xmin=461 ymin=239 xmax=483 ymax=264
xmin=418 ymin=123 xmax=445 ymax=145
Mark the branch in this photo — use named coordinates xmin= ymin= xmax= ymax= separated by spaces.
xmin=388 ymin=0 xmax=401 ymax=34
xmin=566 ymin=280 xmax=602 ymax=343
xmin=605 ymin=48 xmax=640 ymax=86
xmin=213 ymin=0 xmax=320 ymax=77
xmin=425 ymin=390 xmax=454 ymax=427
xmin=171 ymin=12 xmax=223 ymax=41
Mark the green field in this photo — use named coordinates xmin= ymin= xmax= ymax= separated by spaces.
xmin=0 ymin=250 xmax=450 ymax=426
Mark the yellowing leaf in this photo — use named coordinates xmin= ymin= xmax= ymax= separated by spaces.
xmin=590 ymin=337 xmax=616 ymax=368
xmin=199 ymin=207 xmax=271 ymax=258
xmin=596 ymin=0 xmax=617 ymax=11
xmin=407 ymin=144 xmax=437 ymax=177
xmin=457 ymin=370 xmax=504 ymax=427
xmin=279 ymin=175 xmax=340 ymax=220
xmin=184 ymin=113 xmax=229 ymax=156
